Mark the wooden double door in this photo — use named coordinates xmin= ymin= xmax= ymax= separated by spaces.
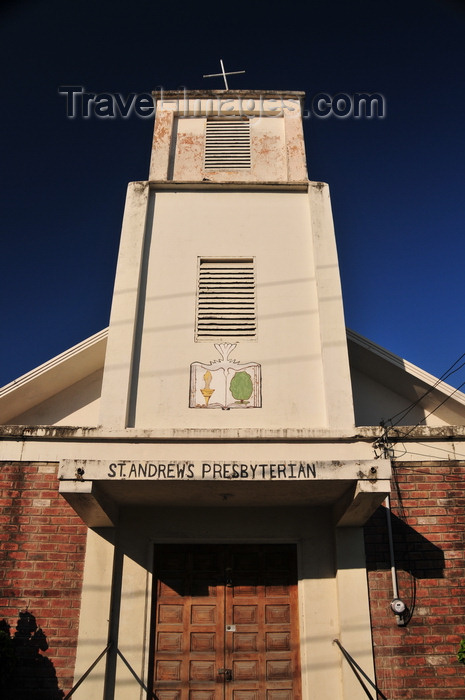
xmin=151 ymin=544 xmax=301 ymax=700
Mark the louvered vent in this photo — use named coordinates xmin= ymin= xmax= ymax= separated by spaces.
xmin=204 ymin=120 xmax=251 ymax=170
xmin=196 ymin=259 xmax=256 ymax=339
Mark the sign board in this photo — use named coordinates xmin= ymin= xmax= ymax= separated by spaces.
xmin=59 ymin=459 xmax=385 ymax=483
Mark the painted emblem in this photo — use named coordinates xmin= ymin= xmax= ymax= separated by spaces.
xmin=190 ymin=343 xmax=261 ymax=409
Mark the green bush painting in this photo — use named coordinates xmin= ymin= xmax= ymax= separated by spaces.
xmin=230 ymin=371 xmax=253 ymax=403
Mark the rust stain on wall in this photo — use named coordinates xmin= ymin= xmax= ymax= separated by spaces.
xmin=153 ymin=113 xmax=171 ymax=143
xmin=174 ymin=133 xmax=203 ymax=180
xmin=254 ymin=134 xmax=281 ymax=161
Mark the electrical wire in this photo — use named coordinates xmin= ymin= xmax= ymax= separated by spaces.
xmin=404 ymin=441 xmax=465 ymax=460
xmin=373 ymin=361 xmax=465 ymax=459
xmin=393 ymin=379 xmax=465 ymax=443
xmin=381 ymin=352 xmax=465 ymax=429
xmin=391 ymin=447 xmax=460 ymax=461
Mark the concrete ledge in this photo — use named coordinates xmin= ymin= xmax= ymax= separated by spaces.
xmin=147 ymin=181 xmax=309 ymax=191
xmin=2 ymin=424 xmax=465 ymax=441
xmin=59 ymin=480 xmax=118 ymax=527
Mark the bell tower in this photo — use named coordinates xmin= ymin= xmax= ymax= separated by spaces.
xmin=99 ymin=89 xmax=355 ymax=431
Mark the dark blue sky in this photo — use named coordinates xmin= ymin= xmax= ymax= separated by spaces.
xmin=1 ymin=0 xmax=465 ymax=390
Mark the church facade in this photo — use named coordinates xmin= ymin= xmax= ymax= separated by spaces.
xmin=1 ymin=90 xmax=465 ymax=700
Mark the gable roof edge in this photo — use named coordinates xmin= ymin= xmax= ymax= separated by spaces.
xmin=347 ymin=328 xmax=465 ymax=413
xmin=0 ymin=329 xmax=108 ymax=424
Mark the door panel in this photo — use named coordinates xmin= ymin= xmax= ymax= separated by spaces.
xmin=152 ymin=544 xmax=300 ymax=700
xmin=153 ymin=546 xmax=224 ymax=700
xmin=225 ymin=546 xmax=299 ymax=700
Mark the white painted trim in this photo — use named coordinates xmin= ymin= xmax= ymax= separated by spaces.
xmin=99 ymin=182 xmax=151 ymax=428
xmin=309 ymin=183 xmax=355 ymax=428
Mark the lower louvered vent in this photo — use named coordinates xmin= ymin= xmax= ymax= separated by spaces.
xmin=196 ymin=259 xmax=256 ymax=340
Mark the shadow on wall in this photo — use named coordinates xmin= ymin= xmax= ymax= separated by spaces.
xmin=0 ymin=612 xmax=64 ymax=700
xmin=365 ymin=506 xmax=445 ymax=578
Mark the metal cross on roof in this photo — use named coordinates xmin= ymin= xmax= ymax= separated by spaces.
xmin=203 ymin=59 xmax=245 ymax=90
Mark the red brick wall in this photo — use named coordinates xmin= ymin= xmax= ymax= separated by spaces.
xmin=365 ymin=461 xmax=465 ymax=699
xmin=0 ymin=462 xmax=87 ymax=698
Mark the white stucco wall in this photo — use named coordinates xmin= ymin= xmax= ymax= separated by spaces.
xmin=99 ymin=183 xmax=354 ymax=431
xmin=351 ymin=367 xmax=456 ymax=427
xmin=8 ymin=370 xmax=103 ymax=426
xmin=132 ymin=189 xmax=326 ymax=429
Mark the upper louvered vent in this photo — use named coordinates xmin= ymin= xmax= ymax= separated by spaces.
xmin=196 ymin=259 xmax=256 ymax=340
xmin=204 ymin=120 xmax=251 ymax=170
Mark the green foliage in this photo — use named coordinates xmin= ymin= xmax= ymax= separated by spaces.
xmin=457 ymin=639 xmax=465 ymax=665
xmin=229 ymin=371 xmax=253 ymax=403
